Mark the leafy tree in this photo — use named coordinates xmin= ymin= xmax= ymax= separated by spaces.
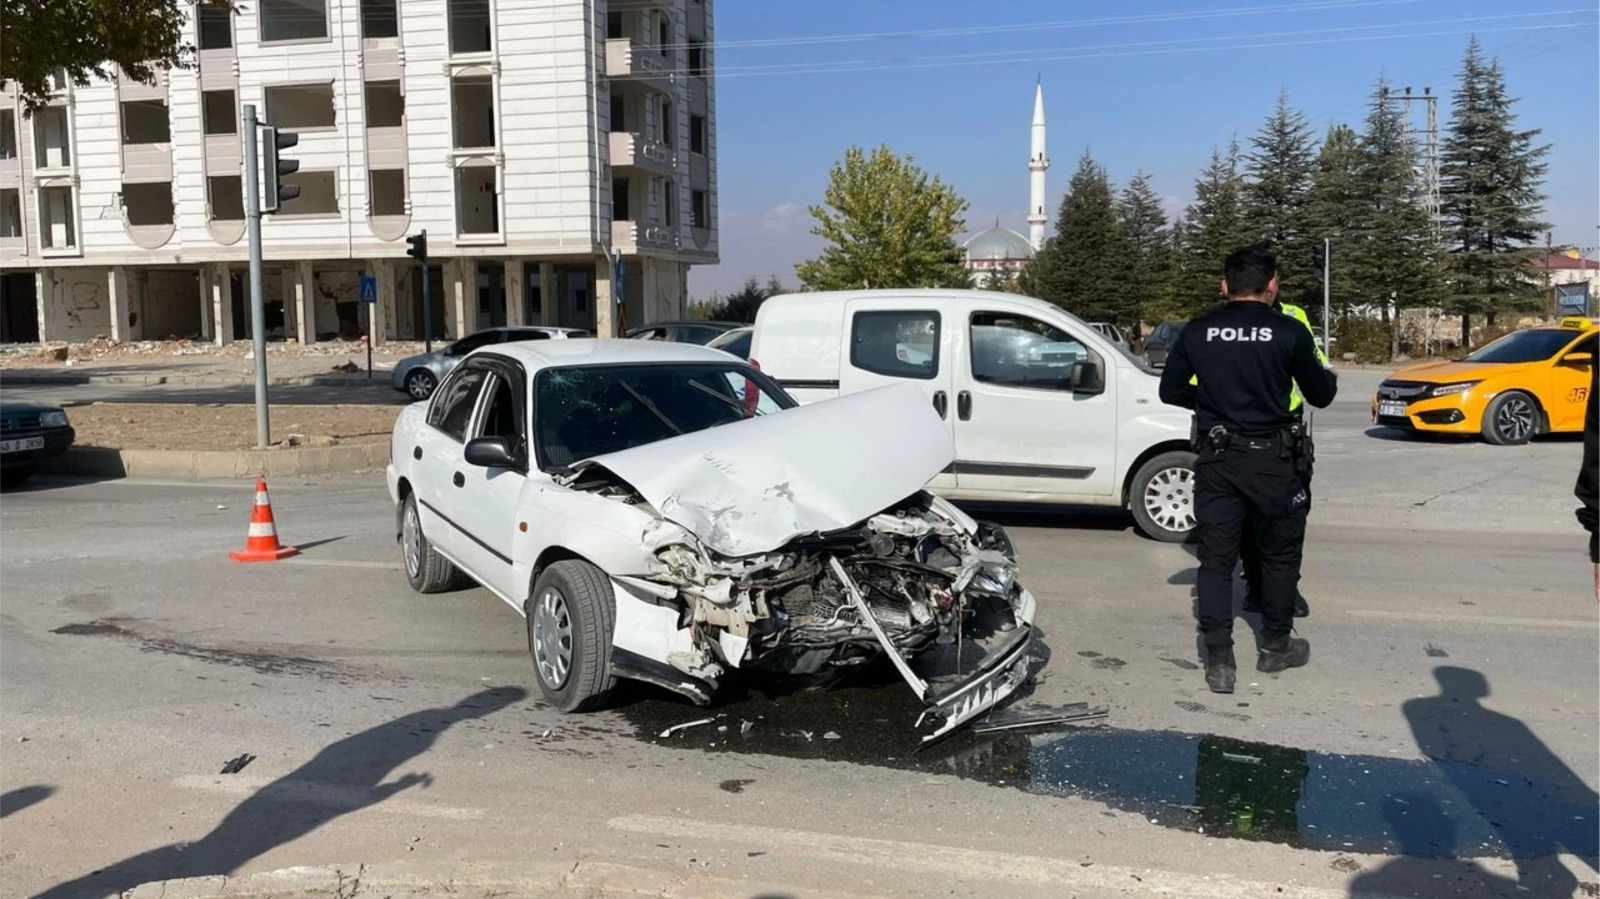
xmin=1116 ymin=171 xmax=1171 ymax=330
xmin=699 ymin=275 xmax=786 ymax=323
xmin=1171 ymin=140 xmax=1249 ymax=316
xmin=795 ymin=145 xmax=970 ymax=290
xmin=1303 ymin=125 xmax=1366 ymax=319
xmin=1 ymin=0 xmax=232 ymax=112
xmin=1440 ymin=38 xmax=1551 ymax=340
xmin=1023 ymin=152 xmax=1131 ymax=327
xmin=1242 ymin=92 xmax=1318 ymax=304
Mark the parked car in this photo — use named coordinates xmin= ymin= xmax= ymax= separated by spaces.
xmin=1143 ymin=320 xmax=1188 ymax=368
xmin=1089 ymin=322 xmax=1130 ymax=350
xmin=705 ymin=326 xmax=753 ymax=359
xmin=1 ymin=401 xmax=75 ymax=486
xmin=625 ymin=321 xmax=741 ymax=345
xmin=391 ymin=326 xmax=590 ymax=400
xmin=386 ymin=341 xmax=1037 ymax=742
xmin=1373 ymin=317 xmax=1597 ymax=445
xmin=748 ymin=289 xmax=1198 ymax=543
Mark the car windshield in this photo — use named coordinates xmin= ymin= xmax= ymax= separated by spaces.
xmin=1461 ymin=329 xmax=1579 ymax=364
xmin=534 ymin=363 xmax=793 ymax=470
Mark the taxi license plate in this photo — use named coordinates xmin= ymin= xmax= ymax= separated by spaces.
xmin=1377 ymin=400 xmax=1407 ymax=418
xmin=1 ymin=436 xmax=45 ymax=454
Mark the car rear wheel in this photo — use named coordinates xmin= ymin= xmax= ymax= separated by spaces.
xmin=527 ymin=560 xmax=616 ymax=712
xmin=400 ymin=492 xmax=462 ymax=593
xmin=405 ymin=369 xmax=438 ymax=400
xmin=1481 ymin=391 xmax=1538 ymax=446
xmin=1130 ymin=451 xmax=1198 ymax=543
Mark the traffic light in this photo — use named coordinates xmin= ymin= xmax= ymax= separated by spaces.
xmin=1310 ymin=242 xmax=1328 ymax=270
xmin=406 ymin=230 xmax=428 ymax=263
xmin=262 ymin=126 xmax=300 ymax=213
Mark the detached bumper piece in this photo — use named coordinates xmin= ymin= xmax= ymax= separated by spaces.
xmin=916 ymin=626 xmax=1035 ymax=744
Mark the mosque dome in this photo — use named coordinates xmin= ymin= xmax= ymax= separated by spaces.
xmin=963 ymin=227 xmax=1035 ymax=262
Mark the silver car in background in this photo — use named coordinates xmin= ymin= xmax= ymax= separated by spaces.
xmin=391 ymin=326 xmax=591 ymax=399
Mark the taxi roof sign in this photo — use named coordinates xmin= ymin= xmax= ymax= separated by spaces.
xmin=1559 ymin=315 xmax=1599 ymax=329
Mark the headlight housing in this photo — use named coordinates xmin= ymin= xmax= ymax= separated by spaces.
xmin=1427 ymin=381 xmax=1480 ymax=398
xmin=40 ymin=410 xmax=69 ymax=428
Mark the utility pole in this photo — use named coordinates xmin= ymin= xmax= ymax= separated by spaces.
xmin=242 ymin=104 xmax=270 ymax=449
xmin=1382 ymin=86 xmax=1441 ymax=239
xmin=1322 ymin=237 xmax=1331 ymax=358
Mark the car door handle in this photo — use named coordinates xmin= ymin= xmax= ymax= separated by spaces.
xmin=932 ymin=390 xmax=948 ymax=419
xmin=453 ymin=471 xmax=465 ymax=488
xmin=957 ymin=390 xmax=972 ymax=421
xmin=413 ymin=446 xmax=422 ymax=460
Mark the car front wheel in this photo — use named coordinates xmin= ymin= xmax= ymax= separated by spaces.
xmin=1481 ymin=391 xmax=1537 ymax=446
xmin=400 ymin=492 xmax=462 ymax=593
xmin=1130 ymin=450 xmax=1198 ymax=543
xmin=527 ymin=560 xmax=616 ymax=712
xmin=405 ymin=369 xmax=438 ymax=400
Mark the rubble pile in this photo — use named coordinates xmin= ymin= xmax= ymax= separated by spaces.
xmin=0 ymin=337 xmax=431 ymax=369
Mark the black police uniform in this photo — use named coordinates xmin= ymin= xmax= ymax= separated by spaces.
xmin=1158 ymin=300 xmax=1337 ymax=676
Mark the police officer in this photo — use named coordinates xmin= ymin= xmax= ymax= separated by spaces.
xmin=1159 ymin=245 xmax=1337 ymax=693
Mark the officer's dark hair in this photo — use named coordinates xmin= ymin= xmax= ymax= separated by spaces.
xmin=1222 ymin=245 xmax=1278 ymax=298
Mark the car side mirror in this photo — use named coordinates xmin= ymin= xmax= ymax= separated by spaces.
xmin=464 ymin=436 xmax=520 ymax=469
xmin=1069 ymin=359 xmax=1105 ymax=395
xmin=1562 ymin=352 xmax=1594 ymax=365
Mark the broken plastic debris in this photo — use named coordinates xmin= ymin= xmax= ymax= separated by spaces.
xmin=970 ymin=703 xmax=1108 ymax=734
xmin=219 ymin=753 xmax=256 ymax=775
xmin=740 ymin=720 xmax=753 ymax=735
xmin=659 ymin=718 xmax=715 ymax=738
xmin=823 ymin=731 xmax=842 ymax=740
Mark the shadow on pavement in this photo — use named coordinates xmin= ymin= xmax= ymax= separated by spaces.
xmin=1 ymin=785 xmax=56 ymax=819
xmin=33 ymin=686 xmax=526 ymax=899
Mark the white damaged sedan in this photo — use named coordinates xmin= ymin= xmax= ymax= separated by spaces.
xmin=386 ymin=340 xmax=1038 ymax=742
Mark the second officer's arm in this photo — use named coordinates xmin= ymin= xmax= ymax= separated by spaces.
xmin=1289 ymin=327 xmax=1338 ymax=409
xmin=1159 ymin=330 xmax=1198 ymax=410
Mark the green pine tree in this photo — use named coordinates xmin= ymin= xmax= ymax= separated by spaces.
xmin=1441 ymin=38 xmax=1551 ymax=341
xmin=1116 ymin=171 xmax=1171 ymax=331
xmin=1304 ymin=124 xmax=1365 ymax=320
xmin=1173 ymin=140 xmax=1249 ymax=316
xmin=1027 ymin=151 xmax=1129 ymax=325
xmin=1242 ymin=91 xmax=1318 ymax=304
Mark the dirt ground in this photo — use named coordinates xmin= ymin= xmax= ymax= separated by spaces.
xmin=68 ymin=404 xmax=401 ymax=451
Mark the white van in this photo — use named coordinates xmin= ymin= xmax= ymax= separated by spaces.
xmin=748 ymin=289 xmax=1196 ymax=542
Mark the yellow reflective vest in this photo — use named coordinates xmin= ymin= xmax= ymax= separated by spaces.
xmin=1185 ymin=302 xmax=1326 ymax=412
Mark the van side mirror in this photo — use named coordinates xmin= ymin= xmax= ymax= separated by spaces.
xmin=1069 ymin=359 xmax=1105 ymax=395
xmin=1562 ymin=352 xmax=1594 ymax=365
xmin=464 ymin=436 xmax=520 ymax=469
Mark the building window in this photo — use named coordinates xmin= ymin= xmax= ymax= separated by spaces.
xmin=609 ymin=93 xmax=625 ymax=131
xmin=122 ymin=182 xmax=174 ymax=226
xmin=121 ymin=100 xmax=171 ymax=144
xmin=370 ymin=169 xmax=405 ymax=215
xmin=264 ymin=83 xmax=336 ymax=131
xmin=0 ymin=189 xmax=22 ymax=238
xmin=456 ymin=166 xmax=498 ymax=234
xmin=208 ymin=175 xmax=244 ymax=221
xmin=688 ymin=42 xmax=706 ymax=77
xmin=260 ymin=0 xmax=328 ymax=43
xmin=606 ymin=12 xmax=624 ymax=40
xmin=451 ymin=77 xmax=494 ymax=148
xmin=365 ymin=81 xmax=404 ymax=127
xmin=657 ymin=12 xmax=670 ymax=59
xmin=0 ymin=110 xmax=17 ymax=159
xmin=689 ymin=115 xmax=706 ymax=155
xmin=38 ymin=185 xmax=77 ymax=249
xmin=277 ymin=170 xmax=339 ymax=215
xmin=663 ymin=180 xmax=676 ymax=228
xmin=448 ymin=0 xmax=492 ymax=55
xmin=612 ymin=177 xmax=630 ymax=221
xmin=360 ymin=0 xmax=398 ymax=39
xmin=198 ymin=4 xmax=233 ymax=49
xmin=202 ymin=90 xmax=236 ymax=135
xmin=691 ymin=189 xmax=708 ymax=229
xmin=32 ymin=107 xmax=71 ymax=167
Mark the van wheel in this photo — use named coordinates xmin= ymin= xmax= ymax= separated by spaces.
xmin=527 ymin=560 xmax=616 ymax=712
xmin=1130 ymin=451 xmax=1197 ymax=543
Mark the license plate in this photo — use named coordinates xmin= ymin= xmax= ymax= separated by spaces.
xmin=1377 ymin=401 xmax=1407 ymax=418
xmin=0 ymin=437 xmax=44 ymax=454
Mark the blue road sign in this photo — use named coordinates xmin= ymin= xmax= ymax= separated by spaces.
xmin=359 ymin=275 xmax=378 ymax=305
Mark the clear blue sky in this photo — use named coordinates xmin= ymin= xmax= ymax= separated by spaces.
xmin=688 ymin=0 xmax=1600 ymax=298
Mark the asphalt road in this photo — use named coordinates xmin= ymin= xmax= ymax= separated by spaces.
xmin=2 ymin=369 xmax=1596 ymax=899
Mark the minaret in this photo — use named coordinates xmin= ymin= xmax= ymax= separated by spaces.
xmin=1028 ymin=79 xmax=1049 ymax=251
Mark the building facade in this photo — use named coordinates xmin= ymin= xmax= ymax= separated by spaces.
xmin=0 ymin=0 xmax=718 ymax=345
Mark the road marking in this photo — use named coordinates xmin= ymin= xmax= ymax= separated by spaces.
xmin=284 ymin=557 xmax=402 ymax=571
xmin=174 ymin=774 xmax=483 ymax=820
xmin=1348 ymin=609 xmax=1596 ymax=631
xmin=607 ymin=814 xmax=1402 ymax=899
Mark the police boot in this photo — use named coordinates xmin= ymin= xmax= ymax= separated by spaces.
xmin=1256 ymin=636 xmax=1311 ymax=673
xmin=1204 ymin=646 xmax=1236 ymax=694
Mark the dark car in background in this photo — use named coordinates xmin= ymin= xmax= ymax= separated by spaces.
xmin=1 ymin=402 xmax=75 ymax=486
xmin=1143 ymin=320 xmax=1189 ymax=368
xmin=625 ymin=321 xmax=741 ymax=345
xmin=705 ymin=326 xmax=753 ymax=359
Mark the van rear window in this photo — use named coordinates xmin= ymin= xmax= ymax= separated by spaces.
xmin=850 ymin=310 xmax=940 ymax=380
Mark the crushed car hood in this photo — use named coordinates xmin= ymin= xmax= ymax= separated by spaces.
xmin=569 ymin=382 xmax=956 ymax=558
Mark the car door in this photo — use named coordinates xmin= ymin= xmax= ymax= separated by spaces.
xmin=951 ymin=303 xmax=1118 ymax=499
xmin=1548 ymin=332 xmax=1596 ymax=431
xmin=450 ymin=355 xmax=531 ymax=602
xmin=836 ymin=300 xmax=958 ymax=491
xmin=414 ymin=361 xmax=493 ymax=562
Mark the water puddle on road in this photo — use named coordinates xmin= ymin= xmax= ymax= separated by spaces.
xmin=614 ymin=675 xmax=1596 ymax=861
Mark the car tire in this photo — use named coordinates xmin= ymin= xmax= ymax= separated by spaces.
xmin=526 ymin=560 xmax=616 ymax=713
xmin=400 ymin=492 xmax=462 ymax=593
xmin=1481 ymin=391 xmax=1538 ymax=446
xmin=405 ymin=369 xmax=438 ymax=401
xmin=1130 ymin=450 xmax=1198 ymax=543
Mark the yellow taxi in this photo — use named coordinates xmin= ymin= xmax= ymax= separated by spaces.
xmin=1373 ymin=316 xmax=1597 ymax=445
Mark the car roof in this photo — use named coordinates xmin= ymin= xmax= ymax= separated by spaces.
xmin=477 ymin=338 xmax=746 ymax=370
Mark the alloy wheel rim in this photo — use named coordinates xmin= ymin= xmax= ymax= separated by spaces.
xmin=533 ymin=589 xmax=574 ymax=689
xmin=1144 ymin=466 xmax=1196 ymax=533
xmin=402 ymin=501 xmax=422 ymax=578
xmin=407 ymin=372 xmax=434 ymax=399
xmin=1496 ymin=397 xmax=1534 ymax=442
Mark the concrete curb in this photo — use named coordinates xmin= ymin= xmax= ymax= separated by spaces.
xmin=39 ymin=443 xmax=389 ymax=480
xmin=0 ymin=371 xmax=392 ymax=388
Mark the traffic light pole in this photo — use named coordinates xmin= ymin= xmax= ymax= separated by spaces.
xmin=1322 ymin=238 xmax=1331 ymax=359
xmin=242 ymin=104 xmax=271 ymax=449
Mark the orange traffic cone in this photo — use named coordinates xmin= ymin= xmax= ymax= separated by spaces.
xmin=229 ymin=477 xmax=299 ymax=562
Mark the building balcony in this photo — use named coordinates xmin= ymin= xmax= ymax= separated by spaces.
xmin=605 ymin=39 xmax=674 ymax=92
xmin=608 ymin=131 xmax=675 ymax=176
xmin=612 ymin=219 xmax=678 ymax=253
